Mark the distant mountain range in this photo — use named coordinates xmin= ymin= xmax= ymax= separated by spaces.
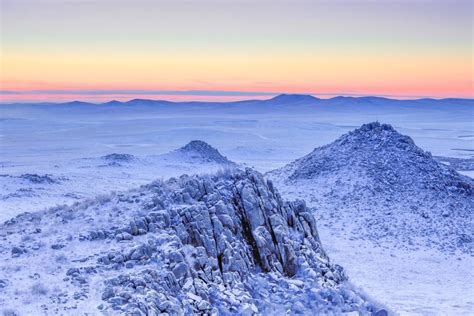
xmin=2 ymin=94 xmax=473 ymax=107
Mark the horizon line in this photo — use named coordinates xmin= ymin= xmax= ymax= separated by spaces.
xmin=1 ymin=89 xmax=473 ymax=104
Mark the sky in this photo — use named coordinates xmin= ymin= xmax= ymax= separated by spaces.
xmin=0 ymin=0 xmax=472 ymax=102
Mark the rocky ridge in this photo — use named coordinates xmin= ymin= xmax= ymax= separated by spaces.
xmin=0 ymin=169 xmax=381 ymax=315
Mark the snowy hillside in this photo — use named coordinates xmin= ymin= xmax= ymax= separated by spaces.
xmin=267 ymin=122 xmax=473 ymax=253
xmin=0 ymin=169 xmax=384 ymax=315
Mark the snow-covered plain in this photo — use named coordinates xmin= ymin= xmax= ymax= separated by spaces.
xmin=1 ymin=95 xmax=473 ymax=314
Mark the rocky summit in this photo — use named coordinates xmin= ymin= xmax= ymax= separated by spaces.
xmin=268 ymin=122 xmax=473 ymax=253
xmin=173 ymin=140 xmax=234 ymax=165
xmin=0 ymin=168 xmax=381 ymax=315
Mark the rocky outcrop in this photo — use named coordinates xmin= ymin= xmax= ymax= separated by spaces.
xmin=97 ymin=169 xmax=370 ymax=314
xmin=0 ymin=169 xmax=381 ymax=315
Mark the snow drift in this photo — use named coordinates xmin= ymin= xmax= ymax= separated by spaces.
xmin=268 ymin=122 xmax=473 ymax=253
xmin=0 ymin=168 xmax=382 ymax=315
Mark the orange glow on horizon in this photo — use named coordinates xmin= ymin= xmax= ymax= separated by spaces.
xmin=1 ymin=49 xmax=472 ymax=102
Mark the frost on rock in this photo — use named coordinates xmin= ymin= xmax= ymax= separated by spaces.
xmin=172 ymin=140 xmax=235 ymax=165
xmin=0 ymin=168 xmax=380 ymax=315
xmin=268 ymin=122 xmax=474 ymax=253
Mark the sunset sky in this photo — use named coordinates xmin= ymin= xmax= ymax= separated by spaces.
xmin=0 ymin=0 xmax=472 ymax=102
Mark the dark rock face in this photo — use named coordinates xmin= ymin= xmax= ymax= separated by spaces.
xmin=268 ymin=122 xmax=474 ymax=253
xmin=0 ymin=169 xmax=379 ymax=314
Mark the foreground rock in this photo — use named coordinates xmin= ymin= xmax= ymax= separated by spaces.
xmin=0 ymin=169 xmax=381 ymax=314
xmin=268 ymin=122 xmax=473 ymax=254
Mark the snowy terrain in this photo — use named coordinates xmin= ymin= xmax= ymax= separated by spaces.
xmin=1 ymin=95 xmax=473 ymax=314
xmin=0 ymin=141 xmax=234 ymax=221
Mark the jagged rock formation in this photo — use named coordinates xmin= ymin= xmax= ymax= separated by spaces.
xmin=268 ymin=122 xmax=473 ymax=253
xmin=170 ymin=140 xmax=235 ymax=165
xmin=0 ymin=169 xmax=381 ymax=315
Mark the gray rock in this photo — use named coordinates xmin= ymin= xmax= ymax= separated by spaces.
xmin=172 ymin=262 xmax=188 ymax=280
xmin=116 ymin=232 xmax=133 ymax=242
xmin=11 ymin=246 xmax=25 ymax=257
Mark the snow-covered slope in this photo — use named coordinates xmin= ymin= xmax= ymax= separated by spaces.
xmin=0 ymin=169 xmax=384 ymax=315
xmin=268 ymin=122 xmax=473 ymax=254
